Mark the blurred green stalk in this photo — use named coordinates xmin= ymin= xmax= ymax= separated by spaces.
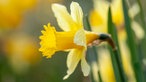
xmin=107 ymin=7 xmax=127 ymax=82
xmin=122 ymin=0 xmax=144 ymax=82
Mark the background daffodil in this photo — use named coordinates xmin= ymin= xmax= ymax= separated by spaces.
xmin=39 ymin=2 xmax=100 ymax=79
xmin=0 ymin=0 xmax=37 ymax=28
xmin=90 ymin=0 xmax=144 ymax=41
xmin=3 ymin=34 xmax=40 ymax=74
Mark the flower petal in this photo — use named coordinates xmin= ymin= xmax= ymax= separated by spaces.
xmin=70 ymin=2 xmax=83 ymax=28
xmin=74 ymin=28 xmax=86 ymax=47
xmin=63 ymin=48 xmax=84 ymax=80
xmin=120 ymin=42 xmax=136 ymax=82
xmin=93 ymin=0 xmax=109 ymax=20
xmin=89 ymin=10 xmax=106 ymax=32
xmin=111 ymin=0 xmax=124 ymax=26
xmin=98 ymin=49 xmax=116 ymax=82
xmin=81 ymin=53 xmax=90 ymax=76
xmin=52 ymin=4 xmax=76 ymax=31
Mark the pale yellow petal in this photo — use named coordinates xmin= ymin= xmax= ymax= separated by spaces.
xmin=74 ymin=29 xmax=86 ymax=47
xmin=93 ymin=0 xmax=109 ymax=20
xmin=70 ymin=2 xmax=83 ymax=28
xmin=63 ymin=48 xmax=83 ymax=80
xmin=131 ymin=21 xmax=145 ymax=39
xmin=118 ymin=30 xmax=127 ymax=42
xmin=89 ymin=10 xmax=106 ymax=33
xmin=89 ymin=10 xmax=102 ymax=26
xmin=98 ymin=49 xmax=116 ymax=82
xmin=120 ymin=42 xmax=136 ymax=82
xmin=81 ymin=53 xmax=90 ymax=76
xmin=91 ymin=62 xmax=99 ymax=82
xmin=128 ymin=3 xmax=140 ymax=19
xmin=52 ymin=4 xmax=76 ymax=31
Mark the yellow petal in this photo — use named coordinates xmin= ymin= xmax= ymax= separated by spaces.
xmin=52 ymin=3 xmax=76 ymax=31
xmin=81 ymin=52 xmax=90 ymax=76
xmin=89 ymin=10 xmax=105 ymax=31
xmin=90 ymin=0 xmax=109 ymax=33
xmin=111 ymin=0 xmax=124 ymax=26
xmin=74 ymin=29 xmax=86 ymax=47
xmin=70 ymin=2 xmax=83 ymax=28
xmin=98 ymin=49 xmax=116 ymax=82
xmin=93 ymin=0 xmax=109 ymax=20
xmin=63 ymin=48 xmax=84 ymax=80
xmin=118 ymin=29 xmax=127 ymax=42
xmin=74 ymin=29 xmax=99 ymax=47
xmin=120 ymin=42 xmax=136 ymax=82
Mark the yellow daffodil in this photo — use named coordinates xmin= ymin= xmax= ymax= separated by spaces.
xmin=89 ymin=0 xmax=142 ymax=82
xmin=0 ymin=0 xmax=37 ymax=28
xmin=39 ymin=2 xmax=100 ymax=79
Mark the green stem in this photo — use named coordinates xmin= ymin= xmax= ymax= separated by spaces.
xmin=108 ymin=46 xmax=122 ymax=82
xmin=98 ymin=33 xmax=126 ymax=82
xmin=107 ymin=7 xmax=127 ymax=82
xmin=113 ymin=50 xmax=127 ymax=82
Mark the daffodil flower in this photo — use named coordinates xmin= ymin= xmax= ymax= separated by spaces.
xmin=39 ymin=2 xmax=100 ymax=79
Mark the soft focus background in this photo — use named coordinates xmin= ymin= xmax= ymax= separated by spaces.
xmin=0 ymin=0 xmax=146 ymax=82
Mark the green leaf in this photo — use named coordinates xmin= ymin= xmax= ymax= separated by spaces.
xmin=122 ymin=0 xmax=144 ymax=82
xmin=136 ymin=0 xmax=146 ymax=81
xmin=107 ymin=6 xmax=127 ymax=82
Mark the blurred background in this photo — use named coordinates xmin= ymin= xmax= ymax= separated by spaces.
xmin=0 ymin=0 xmax=145 ymax=82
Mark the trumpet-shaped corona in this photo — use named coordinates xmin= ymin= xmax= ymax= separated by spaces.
xmin=39 ymin=2 xmax=99 ymax=79
xmin=39 ymin=24 xmax=98 ymax=58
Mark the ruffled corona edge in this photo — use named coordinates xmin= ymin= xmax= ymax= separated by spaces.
xmin=39 ymin=23 xmax=56 ymax=58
